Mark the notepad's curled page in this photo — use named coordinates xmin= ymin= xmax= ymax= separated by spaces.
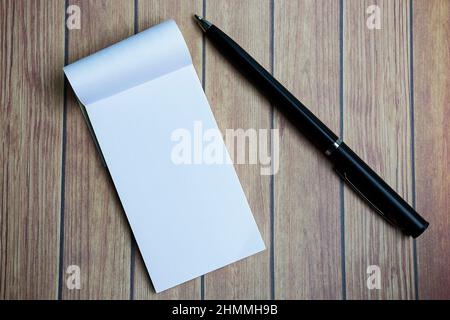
xmin=63 ymin=20 xmax=265 ymax=293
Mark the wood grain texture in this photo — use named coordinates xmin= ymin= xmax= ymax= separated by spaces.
xmin=343 ymin=0 xmax=415 ymax=299
xmin=0 ymin=0 xmax=64 ymax=299
xmin=204 ymin=0 xmax=272 ymax=299
xmin=413 ymin=0 xmax=450 ymax=300
xmin=62 ymin=0 xmax=134 ymax=299
xmin=133 ymin=0 xmax=202 ymax=300
xmin=1 ymin=0 xmax=450 ymax=300
xmin=274 ymin=0 xmax=342 ymax=299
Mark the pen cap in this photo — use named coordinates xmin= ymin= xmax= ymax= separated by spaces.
xmin=329 ymin=143 xmax=429 ymax=238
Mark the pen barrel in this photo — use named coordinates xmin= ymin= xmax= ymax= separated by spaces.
xmin=204 ymin=23 xmax=429 ymax=237
xmin=328 ymin=142 xmax=429 ymax=238
xmin=206 ymin=25 xmax=339 ymax=153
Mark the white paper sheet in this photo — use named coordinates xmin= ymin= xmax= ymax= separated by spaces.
xmin=64 ymin=19 xmax=265 ymax=293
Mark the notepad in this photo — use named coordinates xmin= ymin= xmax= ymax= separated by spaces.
xmin=64 ymin=20 xmax=265 ymax=293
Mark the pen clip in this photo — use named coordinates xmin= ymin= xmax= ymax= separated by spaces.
xmin=334 ymin=167 xmax=397 ymax=227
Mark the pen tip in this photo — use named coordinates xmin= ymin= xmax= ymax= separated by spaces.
xmin=193 ymin=14 xmax=212 ymax=32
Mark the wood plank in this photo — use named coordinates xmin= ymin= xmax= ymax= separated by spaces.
xmin=343 ymin=0 xmax=415 ymax=299
xmin=0 ymin=0 xmax=64 ymax=299
xmin=62 ymin=0 xmax=134 ymax=299
xmin=413 ymin=0 xmax=450 ymax=299
xmin=133 ymin=0 xmax=202 ymax=299
xmin=203 ymin=0 xmax=272 ymax=299
xmin=274 ymin=0 xmax=342 ymax=299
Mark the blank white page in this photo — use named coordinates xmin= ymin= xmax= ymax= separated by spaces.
xmin=64 ymin=20 xmax=265 ymax=293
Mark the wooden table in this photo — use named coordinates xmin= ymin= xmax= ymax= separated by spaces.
xmin=1 ymin=0 xmax=449 ymax=300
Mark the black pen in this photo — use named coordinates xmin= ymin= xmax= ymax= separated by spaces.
xmin=194 ymin=15 xmax=429 ymax=238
